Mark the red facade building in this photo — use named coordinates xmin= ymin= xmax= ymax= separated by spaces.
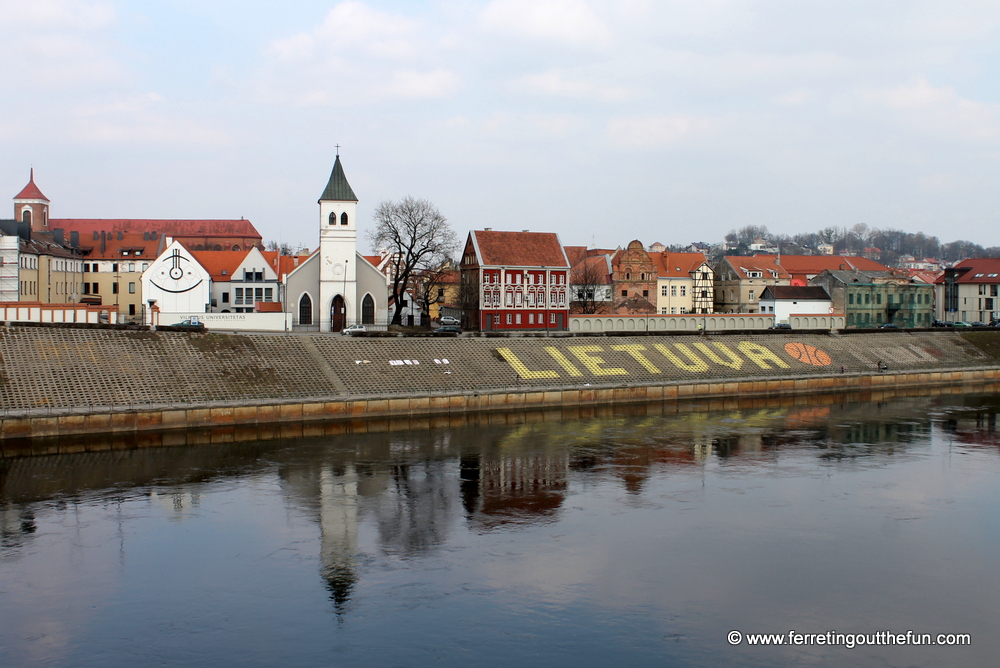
xmin=460 ymin=230 xmax=571 ymax=331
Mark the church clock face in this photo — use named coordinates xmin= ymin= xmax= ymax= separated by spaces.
xmin=332 ymin=263 xmax=344 ymax=276
xmin=150 ymin=249 xmax=203 ymax=293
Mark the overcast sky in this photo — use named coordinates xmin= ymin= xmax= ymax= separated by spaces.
xmin=3 ymin=0 xmax=1000 ymax=252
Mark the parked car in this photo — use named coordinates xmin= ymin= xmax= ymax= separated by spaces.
xmin=952 ymin=321 xmax=972 ymax=327
xmin=768 ymin=323 xmax=792 ymax=330
xmin=932 ymin=320 xmax=954 ymax=327
xmin=437 ymin=316 xmax=460 ymax=326
xmin=341 ymin=324 xmax=367 ymax=336
xmin=970 ymin=321 xmax=987 ymax=327
xmin=433 ymin=325 xmax=462 ymax=335
xmin=169 ymin=318 xmax=205 ymax=330
xmin=878 ymin=322 xmax=899 ymax=329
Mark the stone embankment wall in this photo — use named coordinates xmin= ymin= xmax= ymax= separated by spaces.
xmin=1 ymin=325 xmax=998 ymax=443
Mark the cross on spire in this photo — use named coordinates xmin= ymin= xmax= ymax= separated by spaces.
xmin=335 ymin=143 xmax=341 ymax=157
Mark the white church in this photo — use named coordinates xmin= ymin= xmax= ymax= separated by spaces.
xmin=142 ymin=155 xmax=391 ymax=332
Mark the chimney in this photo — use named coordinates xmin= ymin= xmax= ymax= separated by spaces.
xmin=70 ymin=231 xmax=79 ymax=248
xmin=117 ymin=231 xmax=123 ymax=241
xmin=53 ymin=229 xmax=64 ymax=246
xmin=484 ymin=227 xmax=492 ymax=231
xmin=839 ymin=264 xmax=845 ymax=270
xmin=101 ymin=231 xmax=106 ymax=254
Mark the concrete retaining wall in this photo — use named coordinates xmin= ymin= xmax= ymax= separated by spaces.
xmin=0 ymin=325 xmax=997 ymax=443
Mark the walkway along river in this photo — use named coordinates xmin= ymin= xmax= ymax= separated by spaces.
xmin=1 ymin=325 xmax=999 ymax=445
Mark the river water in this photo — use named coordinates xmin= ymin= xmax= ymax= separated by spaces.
xmin=2 ymin=391 xmax=999 ymax=667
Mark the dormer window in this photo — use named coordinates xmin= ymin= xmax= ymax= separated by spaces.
xmin=123 ymin=251 xmax=129 ymax=256
xmin=746 ymin=271 xmax=762 ymax=278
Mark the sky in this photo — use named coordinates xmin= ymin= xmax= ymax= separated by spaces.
xmin=3 ymin=0 xmax=1000 ymax=253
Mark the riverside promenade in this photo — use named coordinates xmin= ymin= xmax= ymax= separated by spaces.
xmin=1 ymin=325 xmax=998 ymax=446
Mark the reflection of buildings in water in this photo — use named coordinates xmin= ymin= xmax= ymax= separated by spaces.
xmin=940 ymin=403 xmax=999 ymax=447
xmin=0 ymin=505 xmax=36 ymax=555
xmin=319 ymin=467 xmax=358 ymax=611
xmin=149 ymin=490 xmax=201 ymax=517
xmin=371 ymin=460 xmax=457 ymax=556
xmin=461 ymin=444 xmax=568 ymax=530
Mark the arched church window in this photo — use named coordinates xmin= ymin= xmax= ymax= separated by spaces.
xmin=21 ymin=209 xmax=30 ymax=225
xmin=341 ymin=212 xmax=349 ymax=225
xmin=362 ymin=294 xmax=375 ymax=324
xmin=195 ymin=244 xmax=205 ymax=251
xmin=214 ymin=244 xmax=222 ymax=251
xmin=329 ymin=212 xmax=336 ymax=225
xmin=232 ymin=245 xmax=241 ymax=252
xmin=299 ymin=294 xmax=313 ymax=325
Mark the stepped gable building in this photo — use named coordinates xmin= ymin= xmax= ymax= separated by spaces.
xmin=752 ymin=254 xmax=888 ymax=286
xmin=936 ymin=258 xmax=1000 ymax=324
xmin=611 ymin=240 xmax=657 ymax=314
xmin=713 ymin=256 xmax=791 ymax=313
xmin=461 ymin=229 xmax=570 ymax=331
xmin=650 ymin=251 xmax=713 ymax=315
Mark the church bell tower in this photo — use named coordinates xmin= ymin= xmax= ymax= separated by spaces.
xmin=13 ymin=169 xmax=50 ymax=232
xmin=318 ymin=153 xmax=359 ymax=332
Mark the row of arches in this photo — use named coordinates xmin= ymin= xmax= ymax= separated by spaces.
xmin=297 ymin=292 xmax=374 ymax=330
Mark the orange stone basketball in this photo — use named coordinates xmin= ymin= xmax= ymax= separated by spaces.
xmin=784 ymin=342 xmax=832 ymax=366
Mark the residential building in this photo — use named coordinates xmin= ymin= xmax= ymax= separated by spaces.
xmin=460 ymin=229 xmax=570 ymax=331
xmin=759 ymin=286 xmax=832 ymax=323
xmin=713 ymin=256 xmax=791 ymax=313
xmin=809 ymin=269 xmax=934 ymax=327
xmin=0 ymin=219 xmax=86 ymax=306
xmin=752 ymin=254 xmax=889 ymax=286
xmin=936 ymin=259 xmax=1000 ymax=323
xmin=651 ymin=251 xmax=713 ymax=314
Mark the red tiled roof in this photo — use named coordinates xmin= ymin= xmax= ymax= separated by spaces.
xmin=14 ymin=170 xmax=48 ymax=201
xmin=569 ymin=255 xmax=612 ymax=284
xmin=941 ymin=258 xmax=1000 ymax=283
xmin=50 ymin=218 xmax=262 ymax=239
xmin=255 ymin=301 xmax=284 ymax=312
xmin=261 ymin=250 xmax=313 ymax=277
xmin=362 ymin=255 xmax=382 ymax=267
xmin=754 ymin=254 xmax=889 ymax=276
xmin=472 ymin=230 xmax=568 ymax=268
xmin=651 ymin=252 xmax=708 ymax=278
xmin=190 ymin=250 xmax=249 ymax=281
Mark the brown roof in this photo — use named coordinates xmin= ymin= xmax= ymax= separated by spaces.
xmin=81 ymin=232 xmax=162 ymax=260
xmin=651 ymin=251 xmax=708 ymax=278
xmin=472 ymin=230 xmax=568 ymax=268
xmin=51 ymin=218 xmax=261 ymax=239
xmin=723 ymin=256 xmax=792 ymax=280
xmin=569 ymin=255 xmax=612 ymax=284
xmin=14 ymin=170 xmax=48 ymax=201
xmin=761 ymin=286 xmax=830 ymax=301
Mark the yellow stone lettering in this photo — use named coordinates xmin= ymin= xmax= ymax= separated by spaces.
xmin=611 ymin=344 xmax=661 ymax=373
xmin=692 ymin=342 xmax=743 ymax=370
xmin=544 ymin=346 xmax=584 ymax=377
xmin=737 ymin=341 xmax=791 ymax=369
xmin=567 ymin=345 xmax=629 ymax=376
xmin=653 ymin=343 xmax=709 ymax=372
xmin=496 ymin=347 xmax=559 ymax=379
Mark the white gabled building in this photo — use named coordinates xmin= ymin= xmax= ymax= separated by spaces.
xmin=141 ymin=239 xmax=212 ymax=314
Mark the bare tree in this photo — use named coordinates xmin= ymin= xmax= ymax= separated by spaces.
xmin=571 ymin=257 xmax=610 ymax=314
xmin=413 ymin=262 xmax=456 ymax=326
xmin=367 ymin=197 xmax=459 ymax=326
xmin=265 ymin=240 xmax=294 ymax=255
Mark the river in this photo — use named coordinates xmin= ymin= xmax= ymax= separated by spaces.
xmin=1 ymin=391 xmax=998 ymax=667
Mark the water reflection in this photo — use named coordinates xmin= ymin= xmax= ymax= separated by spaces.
xmin=1 ymin=391 xmax=1000 ymax=666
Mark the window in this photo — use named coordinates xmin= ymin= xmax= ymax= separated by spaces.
xmin=83 ymin=283 xmax=89 ymax=294
xmin=92 ymin=283 xmax=99 ymax=294
xmin=129 ymin=263 xmax=135 ymax=272
xmin=264 ymin=288 xmax=273 ymax=301
xmin=661 ymin=307 xmax=669 ymax=314
xmin=515 ymin=292 xmax=522 ymax=306
xmin=643 ymin=290 xmax=648 ymax=298
xmin=671 ymin=285 xmax=677 ymax=297
xmin=748 ymin=290 xmax=754 ymax=301
xmin=235 ymin=288 xmax=243 ymax=305
xmin=671 ymin=307 xmax=677 ymax=314
xmin=361 ymin=294 xmax=375 ymax=324
xmin=849 ymin=293 xmax=855 ymax=304
xmin=550 ymin=313 xmax=556 ymax=324
xmin=747 ymin=271 xmax=762 ymax=278
xmin=506 ymin=313 xmax=512 ymax=324
xmin=128 ymin=304 xmax=136 ymax=316
xmin=142 ymin=263 xmax=148 ymax=271
xmin=680 ymin=307 xmax=687 ymax=314
xmin=127 ymin=282 xmax=135 ymax=294
xmin=329 ymin=212 xmax=336 ymax=225
xmin=112 ymin=282 xmax=119 ymax=294
xmin=661 ymin=286 xmax=668 ymax=297
xmin=299 ymin=294 xmax=312 ymax=325
xmin=864 ymin=293 xmax=870 ymax=304
xmin=528 ymin=314 xmax=534 ymax=324
xmin=255 ymin=287 xmax=263 ymax=302
xmin=876 ymin=293 xmax=881 ymax=304
xmin=559 ymin=293 xmax=565 ymax=305
xmin=680 ymin=286 xmax=686 ymax=297
xmin=516 ymin=313 xmax=521 ymax=324
xmin=621 ymin=290 xmax=628 ymax=297
xmin=222 ymin=292 xmax=229 ymax=303
xmin=341 ymin=212 xmax=349 ymax=225
xmin=494 ymin=315 xmax=500 ymax=325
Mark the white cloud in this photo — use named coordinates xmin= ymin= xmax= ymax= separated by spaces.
xmin=514 ymin=68 xmax=631 ymax=100
xmin=259 ymin=1 xmax=459 ymax=105
xmin=481 ymin=0 xmax=611 ymax=45
xmin=857 ymin=78 xmax=1000 ymax=142
xmin=69 ymin=93 xmax=230 ymax=147
xmin=605 ymin=114 xmax=718 ymax=148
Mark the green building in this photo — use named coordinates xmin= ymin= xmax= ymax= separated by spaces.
xmin=809 ymin=269 xmax=934 ymax=328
